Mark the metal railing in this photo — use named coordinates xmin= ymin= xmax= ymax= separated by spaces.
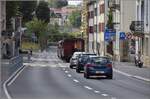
xmin=9 ymin=55 xmax=23 ymax=75
xmin=130 ymin=21 xmax=144 ymax=33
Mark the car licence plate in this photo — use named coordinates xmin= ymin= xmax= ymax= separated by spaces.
xmin=96 ymin=71 xmax=104 ymax=74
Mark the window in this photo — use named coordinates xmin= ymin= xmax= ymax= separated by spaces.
xmin=99 ymin=23 xmax=104 ymax=32
xmin=94 ymin=25 xmax=97 ymax=32
xmin=145 ymin=38 xmax=148 ymax=55
xmin=94 ymin=8 xmax=97 ymax=16
xmin=89 ymin=26 xmax=93 ymax=33
xmin=90 ymin=11 xmax=94 ymax=18
xmin=100 ymin=4 xmax=105 ymax=14
xmin=146 ymin=0 xmax=148 ymax=26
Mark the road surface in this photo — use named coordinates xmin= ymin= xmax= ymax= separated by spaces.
xmin=5 ymin=46 xmax=150 ymax=99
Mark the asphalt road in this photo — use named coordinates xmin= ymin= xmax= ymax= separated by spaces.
xmin=5 ymin=46 xmax=150 ymax=99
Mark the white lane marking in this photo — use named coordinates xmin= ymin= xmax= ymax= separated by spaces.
xmin=114 ymin=69 xmax=132 ymax=77
xmin=8 ymin=66 xmax=26 ymax=86
xmin=94 ymin=90 xmax=100 ymax=93
xmin=3 ymin=65 xmax=26 ymax=99
xmin=114 ymin=69 xmax=150 ymax=82
xmin=73 ymin=79 xmax=79 ymax=83
xmin=133 ymin=75 xmax=150 ymax=82
xmin=67 ymin=74 xmax=72 ymax=77
xmin=84 ymin=86 xmax=93 ymax=90
xmin=65 ymin=71 xmax=69 ymax=73
xmin=101 ymin=94 xmax=108 ymax=96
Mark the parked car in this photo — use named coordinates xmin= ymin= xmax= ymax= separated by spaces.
xmin=70 ymin=52 xmax=86 ymax=69
xmin=76 ymin=53 xmax=97 ymax=73
xmin=84 ymin=56 xmax=113 ymax=79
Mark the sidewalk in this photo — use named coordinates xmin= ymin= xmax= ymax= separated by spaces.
xmin=114 ymin=61 xmax=150 ymax=81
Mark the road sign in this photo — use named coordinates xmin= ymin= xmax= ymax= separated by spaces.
xmin=120 ymin=32 xmax=126 ymax=40
xmin=104 ymin=29 xmax=116 ymax=41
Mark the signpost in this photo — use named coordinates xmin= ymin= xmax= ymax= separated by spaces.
xmin=104 ymin=29 xmax=116 ymax=41
xmin=119 ymin=32 xmax=126 ymax=40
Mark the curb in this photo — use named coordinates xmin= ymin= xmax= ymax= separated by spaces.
xmin=3 ymin=65 xmax=27 ymax=99
xmin=114 ymin=69 xmax=150 ymax=82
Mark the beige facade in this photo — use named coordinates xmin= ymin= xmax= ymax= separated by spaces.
xmin=143 ymin=0 xmax=150 ymax=67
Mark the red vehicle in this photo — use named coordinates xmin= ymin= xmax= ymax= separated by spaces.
xmin=57 ymin=38 xmax=84 ymax=62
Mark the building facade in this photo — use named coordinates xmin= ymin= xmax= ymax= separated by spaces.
xmin=143 ymin=0 xmax=150 ymax=67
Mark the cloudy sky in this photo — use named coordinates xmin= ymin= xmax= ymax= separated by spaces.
xmin=68 ymin=0 xmax=82 ymax=6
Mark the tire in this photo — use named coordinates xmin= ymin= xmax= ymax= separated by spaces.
xmin=70 ymin=65 xmax=73 ymax=69
xmin=76 ymin=67 xmax=81 ymax=73
xmin=107 ymin=74 xmax=113 ymax=79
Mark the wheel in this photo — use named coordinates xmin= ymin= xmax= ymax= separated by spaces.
xmin=107 ymin=74 xmax=113 ymax=79
xmin=76 ymin=67 xmax=81 ymax=73
xmin=70 ymin=65 xmax=73 ymax=69
xmin=84 ymin=73 xmax=90 ymax=79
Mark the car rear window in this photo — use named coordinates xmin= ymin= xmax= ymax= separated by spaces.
xmin=92 ymin=57 xmax=109 ymax=64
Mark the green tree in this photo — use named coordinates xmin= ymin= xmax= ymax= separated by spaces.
xmin=25 ymin=18 xmax=48 ymax=51
xmin=19 ymin=1 xmax=37 ymax=25
xmin=106 ymin=8 xmax=113 ymax=29
xmin=6 ymin=1 xmax=20 ymax=30
xmin=48 ymin=0 xmax=68 ymax=8
xmin=36 ymin=1 xmax=50 ymax=23
xmin=69 ymin=10 xmax=81 ymax=28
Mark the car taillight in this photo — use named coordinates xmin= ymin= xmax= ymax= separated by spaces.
xmin=107 ymin=63 xmax=112 ymax=68
xmin=86 ymin=64 xmax=94 ymax=67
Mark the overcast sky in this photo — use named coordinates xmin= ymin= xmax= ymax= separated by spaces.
xmin=68 ymin=0 xmax=82 ymax=6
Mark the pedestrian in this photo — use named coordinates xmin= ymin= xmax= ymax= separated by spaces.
xmin=28 ymin=50 xmax=31 ymax=62
xmin=135 ymin=51 xmax=141 ymax=65
xmin=29 ymin=47 xmax=32 ymax=55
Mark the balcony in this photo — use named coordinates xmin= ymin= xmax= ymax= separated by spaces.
xmin=108 ymin=0 xmax=120 ymax=10
xmin=130 ymin=21 xmax=144 ymax=36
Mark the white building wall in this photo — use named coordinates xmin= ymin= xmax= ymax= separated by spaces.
xmin=120 ymin=0 xmax=136 ymax=33
xmin=143 ymin=0 xmax=150 ymax=67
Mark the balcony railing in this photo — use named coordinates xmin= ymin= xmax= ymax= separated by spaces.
xmin=130 ymin=21 xmax=144 ymax=33
xmin=108 ymin=0 xmax=120 ymax=10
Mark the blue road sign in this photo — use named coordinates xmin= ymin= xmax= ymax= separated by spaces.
xmin=104 ymin=29 xmax=116 ymax=41
xmin=120 ymin=32 xmax=126 ymax=40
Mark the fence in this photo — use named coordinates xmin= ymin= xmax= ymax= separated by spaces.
xmin=9 ymin=55 xmax=23 ymax=76
xmin=1 ymin=55 xmax=23 ymax=84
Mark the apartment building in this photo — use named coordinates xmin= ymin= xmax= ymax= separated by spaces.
xmin=143 ymin=0 xmax=150 ymax=67
xmin=87 ymin=0 xmax=108 ymax=56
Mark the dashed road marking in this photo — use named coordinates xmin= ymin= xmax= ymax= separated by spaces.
xmin=67 ymin=74 xmax=72 ymax=77
xmin=65 ymin=71 xmax=69 ymax=73
xmin=94 ymin=90 xmax=100 ymax=93
xmin=73 ymin=79 xmax=79 ymax=83
xmin=101 ymin=94 xmax=108 ymax=96
xmin=84 ymin=86 xmax=93 ymax=90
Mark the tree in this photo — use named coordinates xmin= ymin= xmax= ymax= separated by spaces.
xmin=19 ymin=1 xmax=37 ymax=25
xmin=36 ymin=1 xmax=50 ymax=23
xmin=25 ymin=18 xmax=49 ymax=51
xmin=48 ymin=0 xmax=68 ymax=8
xmin=106 ymin=8 xmax=113 ymax=29
xmin=69 ymin=10 xmax=81 ymax=28
xmin=55 ymin=0 xmax=68 ymax=8
xmin=6 ymin=1 xmax=20 ymax=30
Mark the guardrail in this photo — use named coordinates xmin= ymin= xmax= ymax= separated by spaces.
xmin=9 ymin=55 xmax=23 ymax=75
